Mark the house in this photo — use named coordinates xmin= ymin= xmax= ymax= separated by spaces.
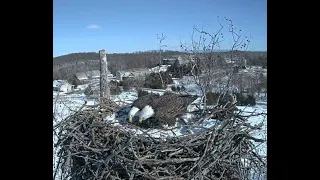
xmin=60 ymin=83 xmax=73 ymax=92
xmin=149 ymin=65 xmax=171 ymax=73
xmin=116 ymin=68 xmax=151 ymax=81
xmin=224 ymin=57 xmax=247 ymax=67
xmin=76 ymin=72 xmax=88 ymax=81
xmin=162 ymin=55 xmax=196 ymax=66
xmin=75 ymin=70 xmax=113 ymax=82
xmin=163 ymin=57 xmax=178 ymax=65
xmin=177 ymin=54 xmax=196 ymax=65
xmin=53 ymin=80 xmax=74 ymax=92
xmin=53 ymin=80 xmax=63 ymax=91
xmin=87 ymin=70 xmax=100 ymax=79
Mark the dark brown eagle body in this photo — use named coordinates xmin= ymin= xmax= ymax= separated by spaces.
xmin=132 ymin=93 xmax=160 ymax=109
xmin=150 ymin=93 xmax=198 ymax=126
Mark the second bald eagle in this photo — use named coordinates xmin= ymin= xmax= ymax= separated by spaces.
xmin=138 ymin=93 xmax=197 ymax=128
xmin=128 ymin=93 xmax=160 ymax=123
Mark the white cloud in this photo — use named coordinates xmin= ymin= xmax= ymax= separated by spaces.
xmin=87 ymin=24 xmax=100 ymax=29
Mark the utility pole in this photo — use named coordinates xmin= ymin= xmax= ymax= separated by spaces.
xmin=99 ymin=49 xmax=110 ymax=103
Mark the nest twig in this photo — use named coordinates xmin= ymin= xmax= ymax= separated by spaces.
xmin=54 ymin=100 xmax=266 ymax=180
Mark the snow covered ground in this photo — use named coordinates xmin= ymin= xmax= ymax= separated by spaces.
xmin=171 ymin=76 xmax=203 ymax=96
xmin=238 ymin=105 xmax=267 ymax=156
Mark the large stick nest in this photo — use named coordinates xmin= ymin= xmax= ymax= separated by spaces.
xmin=54 ymin=100 xmax=266 ymax=180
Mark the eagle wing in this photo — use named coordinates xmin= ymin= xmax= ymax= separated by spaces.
xmin=151 ymin=94 xmax=198 ymax=127
xmin=133 ymin=93 xmax=159 ymax=109
xmin=153 ymin=94 xmax=186 ymax=122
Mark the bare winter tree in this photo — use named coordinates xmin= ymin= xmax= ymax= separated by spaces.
xmin=260 ymin=73 xmax=267 ymax=98
xmin=156 ymin=33 xmax=168 ymax=88
xmin=180 ymin=17 xmax=252 ymax=111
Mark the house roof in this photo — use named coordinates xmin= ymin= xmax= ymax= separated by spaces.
xmin=128 ymin=68 xmax=149 ymax=72
xmin=76 ymin=72 xmax=88 ymax=80
xmin=53 ymin=80 xmax=71 ymax=88
xmin=150 ymin=65 xmax=171 ymax=73
xmin=123 ymin=72 xmax=135 ymax=77
xmin=163 ymin=58 xmax=178 ymax=61
xmin=117 ymin=68 xmax=150 ymax=78
xmin=171 ymin=55 xmax=181 ymax=58
xmin=53 ymin=80 xmax=63 ymax=88
xmin=88 ymin=70 xmax=100 ymax=78
xmin=117 ymin=68 xmax=149 ymax=74
xmin=224 ymin=56 xmax=245 ymax=63
xmin=76 ymin=70 xmax=111 ymax=80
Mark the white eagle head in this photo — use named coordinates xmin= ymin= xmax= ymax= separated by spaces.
xmin=139 ymin=105 xmax=155 ymax=123
xmin=128 ymin=106 xmax=140 ymax=123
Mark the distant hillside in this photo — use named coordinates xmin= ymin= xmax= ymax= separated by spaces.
xmin=53 ymin=52 xmax=100 ymax=66
xmin=53 ymin=50 xmax=185 ymax=80
xmin=53 ymin=50 xmax=266 ymax=80
xmin=53 ymin=50 xmax=266 ymax=67
xmin=53 ymin=50 xmax=185 ymax=67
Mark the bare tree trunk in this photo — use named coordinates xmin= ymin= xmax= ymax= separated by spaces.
xmin=99 ymin=50 xmax=110 ymax=103
xmin=158 ymin=50 xmax=165 ymax=88
xmin=157 ymin=33 xmax=167 ymax=89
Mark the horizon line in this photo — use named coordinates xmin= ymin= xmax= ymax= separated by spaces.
xmin=53 ymin=49 xmax=267 ymax=58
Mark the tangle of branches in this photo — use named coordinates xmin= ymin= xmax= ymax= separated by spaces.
xmin=54 ymin=99 xmax=266 ymax=180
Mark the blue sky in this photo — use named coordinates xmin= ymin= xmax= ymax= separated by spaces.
xmin=54 ymin=0 xmax=266 ymax=57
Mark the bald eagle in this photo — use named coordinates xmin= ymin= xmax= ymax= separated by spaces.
xmin=128 ymin=93 xmax=160 ymax=123
xmin=138 ymin=93 xmax=198 ymax=128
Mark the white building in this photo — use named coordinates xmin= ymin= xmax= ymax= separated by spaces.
xmin=162 ymin=55 xmax=196 ymax=66
xmin=53 ymin=80 xmax=63 ymax=91
xmin=116 ymin=68 xmax=150 ymax=81
xmin=149 ymin=65 xmax=171 ymax=73
xmin=60 ymin=83 xmax=73 ymax=92
xmin=76 ymin=70 xmax=113 ymax=81
xmin=53 ymin=80 xmax=74 ymax=93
